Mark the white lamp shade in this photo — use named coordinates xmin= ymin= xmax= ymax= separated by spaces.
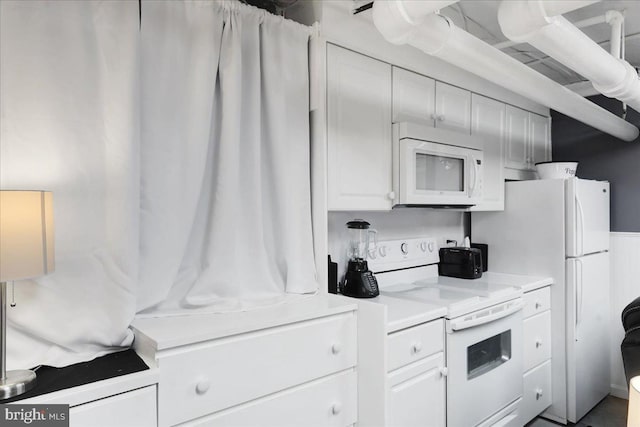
xmin=0 ymin=190 xmax=55 ymax=282
xmin=630 ymin=376 xmax=640 ymax=427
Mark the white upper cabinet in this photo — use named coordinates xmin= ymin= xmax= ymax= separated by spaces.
xmin=435 ymin=81 xmax=471 ymax=134
xmin=530 ymin=112 xmax=552 ymax=166
xmin=327 ymin=44 xmax=393 ymax=211
xmin=392 ymin=67 xmax=436 ymax=126
xmin=505 ymin=105 xmax=531 ymax=170
xmin=470 ymin=94 xmax=505 ymax=211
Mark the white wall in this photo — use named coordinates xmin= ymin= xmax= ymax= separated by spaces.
xmin=610 ymin=232 xmax=640 ymax=398
xmin=328 ymin=210 xmax=465 ymax=281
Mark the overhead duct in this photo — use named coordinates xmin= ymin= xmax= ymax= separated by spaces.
xmin=498 ymin=0 xmax=640 ymax=116
xmin=372 ymin=0 xmax=639 ymax=141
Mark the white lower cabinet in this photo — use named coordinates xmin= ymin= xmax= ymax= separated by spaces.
xmin=520 ymin=286 xmax=553 ymax=425
xmin=70 ymin=385 xmax=157 ymax=427
xmin=387 ymin=353 xmax=445 ymax=427
xmin=521 ymin=360 xmax=553 ymax=424
xmin=132 ymin=298 xmax=358 ymax=427
xmin=186 ymin=369 xmax=357 ymax=427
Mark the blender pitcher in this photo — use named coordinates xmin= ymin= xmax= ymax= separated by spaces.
xmin=342 ymin=220 xmax=379 ymax=298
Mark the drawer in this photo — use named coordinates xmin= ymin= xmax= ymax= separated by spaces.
xmin=159 ymin=312 xmax=356 ymax=426
xmin=185 ymin=369 xmax=357 ymax=427
xmin=523 ymin=311 xmax=551 ymax=371
xmin=520 ymin=360 xmax=552 ymax=425
xmin=523 ymin=287 xmax=551 ymax=319
xmin=70 ymin=386 xmax=157 ymax=427
xmin=387 ymin=319 xmax=443 ymax=372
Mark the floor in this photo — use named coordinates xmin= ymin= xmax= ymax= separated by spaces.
xmin=528 ymin=396 xmax=629 ymax=427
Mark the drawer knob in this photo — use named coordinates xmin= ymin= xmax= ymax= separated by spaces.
xmin=535 ymin=302 xmax=542 ymax=309
xmin=387 ymin=191 xmax=396 ymax=200
xmin=439 ymin=367 xmax=449 ymax=377
xmin=535 ymin=388 xmax=543 ymax=400
xmin=331 ymin=343 xmax=342 ymax=355
xmin=412 ymin=342 xmax=423 ymax=354
xmin=535 ymin=339 xmax=543 ymax=348
xmin=331 ymin=402 xmax=342 ymax=415
xmin=195 ymin=380 xmax=210 ymax=395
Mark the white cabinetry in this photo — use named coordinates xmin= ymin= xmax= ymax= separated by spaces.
xmin=505 ymin=105 xmax=531 ymax=171
xmin=435 ymin=81 xmax=471 ymax=134
xmin=327 ymin=44 xmax=393 ymax=210
xmin=470 ymin=94 xmax=505 ymax=211
xmin=392 ymin=67 xmax=471 ymax=134
xmin=392 ymin=67 xmax=435 ymax=126
xmin=530 ymin=112 xmax=551 ymax=166
xmin=70 ymin=386 xmax=157 ymax=427
xmin=520 ymin=286 xmax=553 ymax=425
xmin=132 ymin=296 xmax=358 ymax=427
xmin=505 ymin=106 xmax=552 ymax=180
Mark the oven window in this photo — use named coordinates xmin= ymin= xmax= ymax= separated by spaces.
xmin=415 ymin=153 xmax=464 ymax=191
xmin=467 ymin=330 xmax=511 ymax=380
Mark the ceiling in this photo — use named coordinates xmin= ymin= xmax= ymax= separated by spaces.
xmin=437 ymin=1 xmax=640 ymax=87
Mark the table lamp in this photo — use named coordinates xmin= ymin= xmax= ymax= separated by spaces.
xmin=0 ymin=190 xmax=54 ymax=399
xmin=630 ymin=376 xmax=640 ymax=427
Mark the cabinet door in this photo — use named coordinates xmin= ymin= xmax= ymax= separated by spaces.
xmin=435 ymin=81 xmax=471 ymax=134
xmin=504 ymin=105 xmax=530 ymax=170
xmin=392 ymin=67 xmax=436 ymax=126
xmin=530 ymin=112 xmax=551 ymax=167
xmin=327 ymin=44 xmax=393 ymax=210
xmin=387 ymin=352 xmax=445 ymax=427
xmin=470 ymin=94 xmax=505 ymax=211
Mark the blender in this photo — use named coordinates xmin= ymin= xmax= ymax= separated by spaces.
xmin=341 ymin=219 xmax=379 ymax=298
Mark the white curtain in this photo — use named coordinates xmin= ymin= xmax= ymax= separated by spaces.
xmin=137 ymin=0 xmax=316 ymax=315
xmin=1 ymin=0 xmax=316 ymax=368
xmin=0 ymin=1 xmax=140 ymax=368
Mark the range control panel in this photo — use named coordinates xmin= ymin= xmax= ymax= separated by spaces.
xmin=367 ymin=237 xmax=440 ymax=273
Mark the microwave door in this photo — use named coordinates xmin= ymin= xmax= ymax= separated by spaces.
xmin=400 ymin=139 xmax=471 ymax=205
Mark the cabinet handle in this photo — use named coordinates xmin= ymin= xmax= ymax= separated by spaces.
xmin=535 ymin=339 xmax=543 ymax=348
xmin=412 ymin=342 xmax=423 ymax=354
xmin=437 ymin=114 xmax=445 ymax=122
xmin=535 ymin=388 xmax=543 ymax=400
xmin=195 ymin=379 xmax=210 ymax=395
xmin=331 ymin=343 xmax=342 ymax=355
xmin=430 ymin=113 xmax=437 ymax=121
xmin=535 ymin=301 xmax=542 ymax=309
xmin=439 ymin=367 xmax=449 ymax=377
xmin=387 ymin=191 xmax=396 ymax=200
xmin=331 ymin=402 xmax=342 ymax=415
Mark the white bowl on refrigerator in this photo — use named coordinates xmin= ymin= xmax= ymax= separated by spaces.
xmin=535 ymin=162 xmax=578 ymax=179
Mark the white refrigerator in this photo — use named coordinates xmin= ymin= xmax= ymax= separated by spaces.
xmin=473 ymin=178 xmax=610 ymax=424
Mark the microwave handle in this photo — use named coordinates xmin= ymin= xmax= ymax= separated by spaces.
xmin=469 ymin=156 xmax=479 ymax=194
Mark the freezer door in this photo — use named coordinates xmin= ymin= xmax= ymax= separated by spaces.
xmin=565 ymin=252 xmax=610 ymax=423
xmin=565 ymin=178 xmax=610 ymax=257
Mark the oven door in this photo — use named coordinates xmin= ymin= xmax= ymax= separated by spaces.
xmin=397 ymin=138 xmax=482 ymax=206
xmin=446 ymin=300 xmax=523 ymax=427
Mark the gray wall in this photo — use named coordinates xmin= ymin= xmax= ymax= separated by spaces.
xmin=552 ymin=95 xmax=640 ymax=232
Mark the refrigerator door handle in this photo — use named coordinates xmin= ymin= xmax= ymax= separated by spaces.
xmin=575 ymin=258 xmax=583 ymax=341
xmin=576 ymin=196 xmax=585 ymax=257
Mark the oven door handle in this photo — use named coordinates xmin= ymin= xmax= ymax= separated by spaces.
xmin=449 ymin=300 xmax=523 ymax=332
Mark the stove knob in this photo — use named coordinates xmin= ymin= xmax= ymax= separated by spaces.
xmin=378 ymin=246 xmax=387 ymax=257
xmin=419 ymin=241 xmax=427 ymax=252
xmin=401 ymin=242 xmax=409 ymax=255
xmin=428 ymin=241 xmax=435 ymax=252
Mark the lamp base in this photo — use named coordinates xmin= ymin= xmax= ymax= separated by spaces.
xmin=0 ymin=369 xmax=36 ymax=399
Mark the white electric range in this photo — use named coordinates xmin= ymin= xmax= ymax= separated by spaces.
xmin=367 ymin=237 xmax=524 ymax=427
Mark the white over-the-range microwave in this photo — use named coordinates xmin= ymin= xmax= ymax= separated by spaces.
xmin=393 ymin=122 xmax=484 ymax=208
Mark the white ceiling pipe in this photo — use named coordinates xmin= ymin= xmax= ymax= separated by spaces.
xmin=393 ymin=0 xmax=460 ymax=25
xmin=606 ymin=10 xmax=624 ymax=59
xmin=371 ymin=1 xmax=639 ymax=141
xmin=498 ymin=0 xmax=640 ymax=115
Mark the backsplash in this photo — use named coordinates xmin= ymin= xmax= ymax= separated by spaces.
xmin=328 ymin=210 xmax=466 ymax=280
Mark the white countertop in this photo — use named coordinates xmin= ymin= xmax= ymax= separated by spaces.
xmin=474 ymin=271 xmax=553 ymax=293
xmin=131 ymin=293 xmax=357 ymax=351
xmin=372 ymin=294 xmax=447 ymax=333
